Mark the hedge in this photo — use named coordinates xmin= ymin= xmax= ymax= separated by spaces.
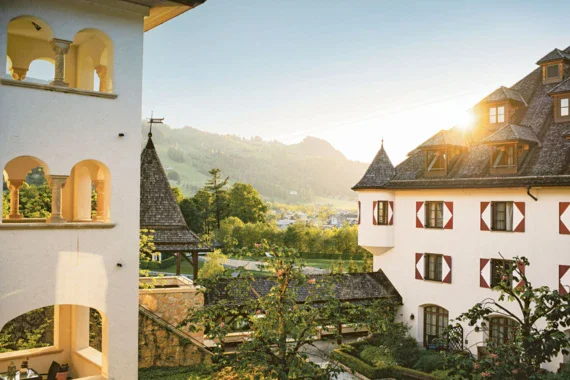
xmin=332 ymin=348 xmax=441 ymax=380
xmin=140 ymin=256 xmax=176 ymax=270
xmin=300 ymin=252 xmax=364 ymax=260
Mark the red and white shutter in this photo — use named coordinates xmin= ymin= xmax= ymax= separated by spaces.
xmin=513 ymin=202 xmax=525 ymax=233
xmin=416 ymin=201 xmax=425 ymax=228
xmin=442 ymin=255 xmax=452 ymax=283
xmin=559 ymin=265 xmax=570 ymax=295
xmin=480 ymin=258 xmax=491 ymax=288
xmin=513 ymin=261 xmax=525 ymax=288
xmin=443 ymin=202 xmax=453 ymax=230
xmin=357 ymin=201 xmax=361 ymax=225
xmin=372 ymin=201 xmax=378 ymax=225
xmin=415 ymin=253 xmax=425 ymax=280
xmin=480 ymin=202 xmax=491 ymax=231
xmin=388 ymin=201 xmax=394 ymax=225
xmin=560 ymin=202 xmax=570 ymax=234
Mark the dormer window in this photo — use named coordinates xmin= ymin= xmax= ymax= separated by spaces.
xmin=489 ymin=106 xmax=505 ymax=124
xmin=425 ymin=149 xmax=447 ymax=177
xmin=541 ymin=61 xmax=564 ymax=84
xmin=552 ymin=95 xmax=570 ymax=123
xmin=546 ymin=64 xmax=560 ymax=79
xmin=491 ymin=144 xmax=516 ymax=170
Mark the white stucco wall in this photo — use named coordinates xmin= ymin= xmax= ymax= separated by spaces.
xmin=0 ymin=1 xmax=148 ymax=378
xmin=358 ymin=186 xmax=570 ymax=372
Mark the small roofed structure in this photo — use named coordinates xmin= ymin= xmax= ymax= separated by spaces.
xmin=482 ymin=124 xmax=540 ymax=146
xmin=483 ymin=86 xmax=527 ymax=106
xmin=352 ymin=141 xmax=395 ymax=190
xmin=140 ymin=131 xmax=203 ymax=278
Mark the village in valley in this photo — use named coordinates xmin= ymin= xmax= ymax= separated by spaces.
xmin=2 ymin=1 xmax=570 ymax=380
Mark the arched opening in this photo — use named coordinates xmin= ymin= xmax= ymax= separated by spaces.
xmin=73 ymin=29 xmax=113 ymax=93
xmin=26 ymin=58 xmax=55 ymax=84
xmin=3 ymin=156 xmax=51 ymax=222
xmin=0 ymin=305 xmax=107 ymax=378
xmin=6 ymin=16 xmax=54 ymax=81
xmin=65 ymin=160 xmax=111 ymax=222
xmin=422 ymin=305 xmax=449 ymax=348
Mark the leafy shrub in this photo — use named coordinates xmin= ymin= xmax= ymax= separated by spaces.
xmin=369 ymin=323 xmax=421 ymax=368
xmin=360 ymin=345 xmax=396 ymax=367
xmin=413 ymin=350 xmax=446 ymax=373
xmin=139 ymin=256 xmax=176 ymax=269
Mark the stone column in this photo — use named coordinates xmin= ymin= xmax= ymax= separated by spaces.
xmin=7 ymin=180 xmax=25 ymax=220
xmin=95 ymin=65 xmax=108 ymax=92
xmin=93 ymin=180 xmax=106 ymax=221
xmin=11 ymin=67 xmax=28 ymax=81
xmin=50 ymin=38 xmax=72 ymax=87
xmin=47 ymin=175 xmax=68 ymax=223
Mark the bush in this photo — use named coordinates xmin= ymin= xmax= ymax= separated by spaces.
xmin=413 ymin=350 xmax=446 ymax=374
xmin=369 ymin=323 xmax=421 ymax=368
xmin=139 ymin=256 xmax=176 ymax=270
xmin=360 ymin=345 xmax=396 ymax=367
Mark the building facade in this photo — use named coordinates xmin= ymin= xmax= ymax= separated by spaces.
xmin=354 ymin=46 xmax=570 ymax=372
xmin=0 ymin=1 xmax=203 ymax=378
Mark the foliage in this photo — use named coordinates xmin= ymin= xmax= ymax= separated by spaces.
xmin=166 ymin=146 xmax=185 ymax=163
xmin=204 ymin=168 xmax=229 ymax=230
xmin=366 ymin=322 xmax=421 ymax=368
xmin=0 ymin=307 xmax=54 ymax=353
xmin=360 ymin=345 xmax=396 ymax=367
xmin=228 ymin=182 xmax=267 ymax=224
xmin=139 ymin=229 xmax=162 ymax=279
xmin=443 ymin=256 xmax=570 ymax=380
xmin=167 ymin=170 xmax=180 ymax=182
xmin=347 ymin=259 xmax=359 ymax=273
xmin=18 ymin=183 xmax=52 ymax=218
xmin=199 ymin=250 xmax=228 ymax=279
xmin=1 ymin=190 xmax=8 ymax=218
xmin=413 ymin=350 xmax=447 ymax=374
xmin=170 ymin=186 xmax=184 ymax=203
xmin=139 ymin=364 xmax=215 ymax=380
xmin=139 ymin=256 xmax=176 ymax=270
xmin=89 ymin=308 xmax=102 ymax=351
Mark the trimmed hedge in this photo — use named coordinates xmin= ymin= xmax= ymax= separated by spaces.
xmin=140 ymin=256 xmax=176 ymax=270
xmin=332 ymin=348 xmax=441 ymax=380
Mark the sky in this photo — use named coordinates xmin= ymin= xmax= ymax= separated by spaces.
xmin=139 ymin=0 xmax=570 ymax=164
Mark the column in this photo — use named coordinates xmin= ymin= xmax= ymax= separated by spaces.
xmin=50 ymin=38 xmax=72 ymax=87
xmin=7 ymin=180 xmax=25 ymax=220
xmin=10 ymin=67 xmax=28 ymax=81
xmin=48 ymin=175 xmax=68 ymax=223
xmin=93 ymin=180 xmax=106 ymax=221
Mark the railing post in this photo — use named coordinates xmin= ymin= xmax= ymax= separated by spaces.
xmin=47 ymin=175 xmax=68 ymax=223
xmin=50 ymin=38 xmax=72 ymax=87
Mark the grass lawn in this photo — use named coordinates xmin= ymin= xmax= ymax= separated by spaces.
xmin=154 ymin=259 xmax=204 ymax=276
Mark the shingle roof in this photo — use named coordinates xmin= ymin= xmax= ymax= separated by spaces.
xmin=205 ymin=270 xmax=402 ymax=306
xmin=418 ymin=127 xmax=467 ymax=149
xmin=536 ymin=48 xmax=570 ymax=65
xmin=140 ymin=135 xmax=198 ymax=252
xmin=484 ymin=86 xmax=527 ymax=106
xmin=548 ymin=76 xmax=570 ymax=95
xmin=352 ymin=144 xmax=395 ymax=190
xmin=482 ymin=124 xmax=540 ymax=145
xmin=354 ymin=47 xmax=570 ymax=191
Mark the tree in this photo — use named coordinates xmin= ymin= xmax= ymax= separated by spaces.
xmin=443 ymin=256 xmax=570 ymax=380
xmin=185 ymin=247 xmax=358 ymax=379
xmin=19 ymin=183 xmax=51 ymax=218
xmin=171 ymin=186 xmax=184 ymax=203
xmin=179 ymin=197 xmax=203 ymax=234
xmin=2 ymin=191 xmax=9 ymax=218
xmin=199 ymin=250 xmax=228 ymax=279
xmin=204 ymin=168 xmax=229 ymax=230
xmin=347 ymin=259 xmax=359 ymax=273
xmin=228 ymin=183 xmax=267 ymax=224
xmin=332 ymin=257 xmax=345 ymax=274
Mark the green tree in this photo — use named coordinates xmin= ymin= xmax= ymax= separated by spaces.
xmin=347 ymin=259 xmax=358 ymax=273
xmin=179 ymin=197 xmax=203 ymax=234
xmin=2 ymin=191 xmax=9 ymax=218
xmin=0 ymin=306 xmax=54 ymax=353
xmin=19 ymin=183 xmax=51 ymax=218
xmin=332 ymin=257 xmax=345 ymax=274
xmin=199 ymin=250 xmax=228 ymax=279
xmin=228 ymin=183 xmax=267 ymax=224
xmin=171 ymin=186 xmax=184 ymax=203
xmin=204 ymin=168 xmax=229 ymax=230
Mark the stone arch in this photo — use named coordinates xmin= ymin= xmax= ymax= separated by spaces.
xmin=6 ymin=15 xmax=55 ymax=81
xmin=73 ymin=28 xmax=114 ymax=92
xmin=65 ymin=160 xmax=111 ymax=222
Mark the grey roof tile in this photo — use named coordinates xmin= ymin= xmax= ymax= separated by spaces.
xmin=548 ymin=77 xmax=570 ymax=95
xmin=485 ymin=86 xmax=527 ymax=105
xmin=536 ymin=48 xmax=570 ymax=65
xmin=352 ymin=144 xmax=395 ymax=190
xmin=482 ymin=124 xmax=540 ymax=145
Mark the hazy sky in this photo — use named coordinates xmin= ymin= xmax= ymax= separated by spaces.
xmin=141 ymin=0 xmax=570 ymax=164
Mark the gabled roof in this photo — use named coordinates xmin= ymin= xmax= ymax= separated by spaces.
xmin=549 ymin=76 xmax=570 ymax=96
xmin=205 ymin=270 xmax=402 ymax=306
xmin=482 ymin=124 xmax=540 ymax=145
xmin=352 ymin=143 xmax=395 ymax=190
xmin=536 ymin=48 xmax=570 ymax=65
xmin=484 ymin=86 xmax=527 ymax=106
xmin=418 ymin=128 xmax=466 ymax=149
xmin=140 ymin=134 xmax=198 ymax=251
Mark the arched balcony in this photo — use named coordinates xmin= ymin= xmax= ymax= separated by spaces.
xmin=73 ymin=29 xmax=114 ymax=93
xmin=64 ymin=160 xmax=111 ymax=223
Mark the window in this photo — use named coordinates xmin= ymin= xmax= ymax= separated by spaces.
xmin=491 ymin=201 xmax=513 ymax=231
xmin=424 ymin=306 xmax=448 ymax=348
xmin=562 ymin=98 xmax=569 ymax=117
xmin=425 ymin=201 xmax=444 ymax=228
xmin=489 ymin=106 xmax=505 ymax=124
xmin=546 ymin=64 xmax=560 ymax=79
xmin=490 ymin=259 xmax=513 ymax=287
xmin=488 ymin=317 xmax=518 ymax=345
xmin=377 ymin=200 xmax=389 ymax=225
xmin=492 ymin=145 xmax=516 ymax=169
xmin=426 ymin=150 xmax=446 ymax=171
xmin=424 ymin=254 xmax=443 ymax=281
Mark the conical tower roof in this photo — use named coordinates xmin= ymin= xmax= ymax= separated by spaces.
xmin=140 ymin=134 xmax=198 ymax=252
xmin=352 ymin=141 xmax=395 ymax=190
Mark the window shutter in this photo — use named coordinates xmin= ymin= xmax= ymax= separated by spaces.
xmin=416 ymin=201 xmax=425 ymax=228
xmin=442 ymin=255 xmax=452 ymax=283
xmin=388 ymin=201 xmax=394 ymax=225
xmin=560 ymin=202 xmax=570 ymax=234
xmin=513 ymin=260 xmax=525 ymax=288
xmin=559 ymin=265 xmax=570 ymax=295
xmin=415 ymin=253 xmax=424 ymax=280
xmin=513 ymin=202 xmax=525 ymax=232
xmin=480 ymin=202 xmax=491 ymax=231
xmin=480 ymin=258 xmax=490 ymax=288
xmin=372 ymin=201 xmax=378 ymax=225
xmin=443 ymin=201 xmax=453 ymax=230
xmin=357 ymin=201 xmax=361 ymax=225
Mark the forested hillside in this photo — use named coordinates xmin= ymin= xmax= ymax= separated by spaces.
xmin=141 ymin=124 xmax=368 ymax=204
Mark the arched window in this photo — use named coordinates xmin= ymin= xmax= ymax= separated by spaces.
xmin=66 ymin=160 xmax=111 ymax=222
xmin=6 ymin=16 xmax=54 ymax=81
xmin=488 ymin=316 xmax=518 ymax=345
xmin=424 ymin=305 xmax=449 ymax=348
xmin=26 ymin=58 xmax=55 ymax=83
xmin=73 ymin=29 xmax=114 ymax=92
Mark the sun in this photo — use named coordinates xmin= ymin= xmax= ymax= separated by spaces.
xmin=455 ymin=109 xmax=475 ymax=131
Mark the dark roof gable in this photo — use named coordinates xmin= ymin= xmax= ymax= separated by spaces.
xmin=352 ymin=144 xmax=395 ymax=190
xmin=536 ymin=48 xmax=570 ymax=65
xmin=482 ymin=124 xmax=540 ymax=145
xmin=549 ymin=77 xmax=570 ymax=96
xmin=484 ymin=86 xmax=527 ymax=106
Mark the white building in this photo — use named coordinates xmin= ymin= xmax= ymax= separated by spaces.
xmin=0 ymin=1 xmax=203 ymax=378
xmin=354 ymin=46 xmax=570 ymax=372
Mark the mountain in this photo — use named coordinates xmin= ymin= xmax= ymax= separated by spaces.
xmin=141 ymin=125 xmax=368 ymax=205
